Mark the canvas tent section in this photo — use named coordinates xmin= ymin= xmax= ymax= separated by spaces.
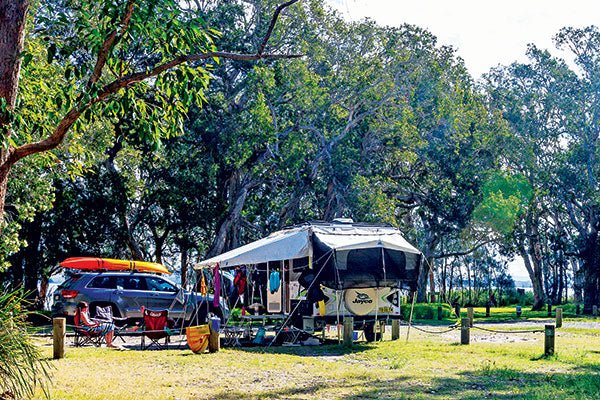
xmin=195 ymin=222 xmax=421 ymax=291
xmin=310 ymin=225 xmax=421 ymax=291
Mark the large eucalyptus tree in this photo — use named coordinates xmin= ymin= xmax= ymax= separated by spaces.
xmin=485 ymin=26 xmax=600 ymax=312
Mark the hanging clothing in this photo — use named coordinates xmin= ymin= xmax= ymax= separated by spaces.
xmin=199 ymin=271 xmax=208 ymax=296
xmin=213 ymin=264 xmax=221 ymax=308
xmin=233 ymin=266 xmax=247 ymax=295
xmin=269 ymin=270 xmax=280 ymax=294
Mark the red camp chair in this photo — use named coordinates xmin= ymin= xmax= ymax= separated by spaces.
xmin=140 ymin=308 xmax=173 ymax=350
xmin=73 ymin=307 xmax=104 ymax=347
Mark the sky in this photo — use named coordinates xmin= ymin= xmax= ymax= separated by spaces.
xmin=329 ymin=0 xmax=600 ymax=79
xmin=328 ymin=1 xmax=599 ymax=279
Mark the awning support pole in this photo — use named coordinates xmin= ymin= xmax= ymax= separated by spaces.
xmin=406 ymin=291 xmax=417 ymax=343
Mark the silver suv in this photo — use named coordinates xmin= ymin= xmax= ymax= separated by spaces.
xmin=51 ymin=272 xmax=228 ymax=324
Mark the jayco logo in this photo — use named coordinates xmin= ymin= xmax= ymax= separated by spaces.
xmin=352 ymin=291 xmax=373 ymax=304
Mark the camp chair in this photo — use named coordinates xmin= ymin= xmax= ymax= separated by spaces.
xmin=140 ymin=309 xmax=174 ymax=350
xmin=73 ymin=307 xmax=104 ymax=347
xmin=94 ymin=305 xmax=128 ymax=344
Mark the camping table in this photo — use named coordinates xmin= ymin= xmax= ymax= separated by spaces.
xmin=224 ymin=315 xmax=287 ymax=345
xmin=221 ymin=326 xmax=249 ymax=347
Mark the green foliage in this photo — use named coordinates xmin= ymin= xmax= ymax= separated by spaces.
xmin=30 ymin=0 xmax=216 ymax=146
xmin=0 ymin=290 xmax=50 ymax=399
xmin=472 ymin=172 xmax=533 ymax=235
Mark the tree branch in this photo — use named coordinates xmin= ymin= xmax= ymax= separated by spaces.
xmin=10 ymin=0 xmax=304 ymax=165
xmin=433 ymin=239 xmax=497 ymax=259
xmin=88 ymin=0 xmax=137 ymax=87
xmin=257 ymin=0 xmax=300 ymax=56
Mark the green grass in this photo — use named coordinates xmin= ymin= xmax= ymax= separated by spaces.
xmin=34 ymin=321 xmax=600 ymax=399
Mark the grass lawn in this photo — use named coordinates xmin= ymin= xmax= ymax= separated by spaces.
xmin=34 ymin=320 xmax=600 ymax=400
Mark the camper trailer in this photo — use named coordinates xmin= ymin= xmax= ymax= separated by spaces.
xmin=195 ymin=220 xmax=422 ymax=341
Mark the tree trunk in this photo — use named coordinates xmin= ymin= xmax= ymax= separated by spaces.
xmin=180 ymin=243 xmax=189 ymax=289
xmin=581 ymin=234 xmax=600 ymax=314
xmin=207 ymin=171 xmax=254 ymax=257
xmin=417 ymin=255 xmax=434 ymax=302
xmin=519 ymin=208 xmax=546 ymax=310
xmin=0 ymin=0 xmax=29 ymax=224
xmin=417 ymin=222 xmax=439 ymax=302
xmin=573 ymin=259 xmax=584 ymax=304
xmin=0 ymin=1 xmax=28 ymax=110
xmin=521 ymin=249 xmax=545 ymax=310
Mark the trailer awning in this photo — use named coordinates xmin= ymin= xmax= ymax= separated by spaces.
xmin=195 ymin=227 xmax=311 ymax=269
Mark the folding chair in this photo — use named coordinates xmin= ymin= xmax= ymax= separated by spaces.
xmin=94 ymin=305 xmax=128 ymax=344
xmin=73 ymin=307 xmax=104 ymax=347
xmin=140 ymin=309 xmax=174 ymax=350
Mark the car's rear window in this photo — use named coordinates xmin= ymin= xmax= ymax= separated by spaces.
xmin=88 ymin=275 xmax=117 ymax=289
xmin=57 ymin=275 xmax=80 ymax=290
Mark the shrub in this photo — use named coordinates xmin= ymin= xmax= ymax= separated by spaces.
xmin=400 ymin=303 xmax=454 ymax=320
xmin=0 ymin=290 xmax=50 ymax=399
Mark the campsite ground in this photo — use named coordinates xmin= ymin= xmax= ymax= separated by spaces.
xmin=34 ymin=314 xmax=599 ymax=399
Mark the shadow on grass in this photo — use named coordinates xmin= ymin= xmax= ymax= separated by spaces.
xmin=234 ymin=342 xmax=374 ymax=356
xmin=210 ymin=368 xmax=600 ymax=399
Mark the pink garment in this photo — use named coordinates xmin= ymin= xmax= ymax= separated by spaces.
xmin=213 ymin=263 xmax=221 ymax=308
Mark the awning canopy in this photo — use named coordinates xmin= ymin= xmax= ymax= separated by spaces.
xmin=195 ymin=227 xmax=311 ymax=269
xmin=194 ymin=223 xmax=420 ymax=270
xmin=195 ymin=223 xmax=422 ymax=289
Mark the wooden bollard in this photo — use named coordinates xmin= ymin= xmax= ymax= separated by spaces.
xmin=343 ymin=317 xmax=354 ymax=348
xmin=53 ymin=317 xmax=66 ymax=360
xmin=547 ymin=304 xmax=552 ymax=317
xmin=593 ymin=305 xmax=598 ymax=317
xmin=208 ymin=318 xmax=220 ymax=353
xmin=544 ymin=324 xmax=555 ymax=356
xmin=467 ymin=307 xmax=474 ymax=327
xmin=555 ymin=308 xmax=563 ymax=328
xmin=460 ymin=318 xmax=470 ymax=345
xmin=391 ymin=319 xmax=400 ymax=340
xmin=485 ymin=303 xmax=491 ymax=318
xmin=454 ymin=304 xmax=460 ymax=318
xmin=437 ymin=305 xmax=443 ymax=321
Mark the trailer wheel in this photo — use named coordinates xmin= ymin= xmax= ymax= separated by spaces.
xmin=363 ymin=322 xmax=381 ymax=342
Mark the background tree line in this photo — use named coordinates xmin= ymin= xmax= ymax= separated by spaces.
xmin=1 ymin=0 xmax=599 ymax=313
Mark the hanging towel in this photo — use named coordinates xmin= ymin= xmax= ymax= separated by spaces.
xmin=213 ymin=263 xmax=221 ymax=308
xmin=200 ymin=271 xmax=208 ymax=296
xmin=269 ymin=270 xmax=280 ymax=294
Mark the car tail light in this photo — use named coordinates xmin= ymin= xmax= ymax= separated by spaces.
xmin=61 ymin=289 xmax=79 ymax=299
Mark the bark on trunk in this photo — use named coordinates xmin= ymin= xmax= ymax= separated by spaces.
xmin=417 ymin=254 xmax=435 ymax=302
xmin=0 ymin=0 xmax=28 ymax=224
xmin=573 ymin=259 xmax=584 ymax=304
xmin=180 ymin=243 xmax=189 ymax=289
xmin=581 ymin=235 xmax=600 ymax=314
xmin=207 ymin=171 xmax=254 ymax=258
xmin=417 ymin=224 xmax=439 ymax=302
xmin=0 ymin=0 xmax=28 ymax=110
xmin=520 ymin=249 xmax=545 ymax=310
